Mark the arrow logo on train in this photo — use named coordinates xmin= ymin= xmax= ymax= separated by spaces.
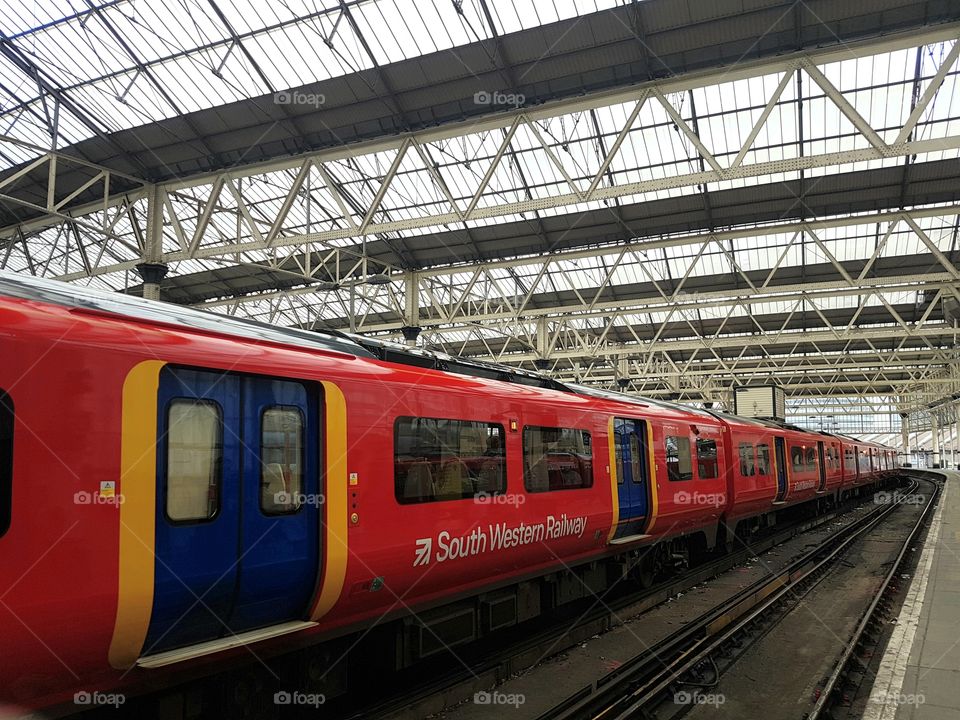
xmin=414 ymin=537 xmax=432 ymax=567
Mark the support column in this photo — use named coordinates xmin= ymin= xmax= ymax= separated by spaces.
xmin=616 ymin=357 xmax=630 ymax=390
xmin=899 ymin=413 xmax=910 ymax=466
xmin=136 ymin=184 xmax=167 ymax=302
xmin=950 ymin=411 xmax=957 ymax=470
xmin=135 ymin=263 xmax=167 ymax=301
xmin=931 ymin=414 xmax=941 ymax=468
xmin=401 ymin=270 xmax=420 ymax=346
xmin=534 ymin=318 xmax=550 ymax=372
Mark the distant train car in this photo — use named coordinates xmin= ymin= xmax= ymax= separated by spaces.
xmin=0 ymin=273 xmax=897 ymax=714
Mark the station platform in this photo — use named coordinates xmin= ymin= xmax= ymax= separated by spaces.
xmin=865 ymin=470 xmax=960 ymax=720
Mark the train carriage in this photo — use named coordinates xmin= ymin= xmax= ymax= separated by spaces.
xmin=0 ymin=273 xmax=898 ymax=713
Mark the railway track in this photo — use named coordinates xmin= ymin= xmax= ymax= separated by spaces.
xmin=807 ymin=471 xmax=944 ymax=720
xmin=533 ymin=476 xmax=937 ymax=720
xmin=341 ymin=489 xmax=894 ymax=720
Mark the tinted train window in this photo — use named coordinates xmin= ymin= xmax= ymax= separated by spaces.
xmin=665 ymin=435 xmax=693 ymax=481
xmin=805 ymin=447 xmax=816 ymax=471
xmin=166 ymin=400 xmax=223 ymax=522
xmin=756 ymin=444 xmax=771 ymax=475
xmin=791 ymin=446 xmax=804 ymax=471
xmin=0 ymin=390 xmax=12 ymax=538
xmin=395 ymin=417 xmax=506 ymax=503
xmin=523 ymin=426 xmax=592 ymax=492
xmin=697 ymin=439 xmax=719 ymax=479
xmin=738 ymin=443 xmax=755 ymax=476
xmin=260 ymin=407 xmax=304 ymax=515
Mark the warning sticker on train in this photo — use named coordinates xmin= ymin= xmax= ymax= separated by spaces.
xmin=413 ymin=514 xmax=588 ymax=566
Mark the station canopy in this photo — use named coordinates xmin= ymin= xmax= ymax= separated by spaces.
xmin=2 ymin=0 xmax=960 ymax=442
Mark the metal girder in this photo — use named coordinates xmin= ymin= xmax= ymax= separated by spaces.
xmin=1 ymin=20 xmax=958 ymax=420
xmin=189 ymin=204 xmax=960 ymax=317
xmin=4 ymin=25 xmax=959 ymax=283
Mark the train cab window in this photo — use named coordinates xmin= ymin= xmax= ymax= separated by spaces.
xmin=738 ymin=443 xmax=755 ymax=476
xmin=756 ymin=444 xmax=771 ymax=475
xmin=166 ymin=400 xmax=223 ymax=522
xmin=697 ymin=438 xmax=719 ymax=479
xmin=805 ymin=447 xmax=816 ymax=471
xmin=395 ymin=417 xmax=506 ymax=503
xmin=523 ymin=426 xmax=592 ymax=492
xmin=260 ymin=407 xmax=304 ymax=514
xmin=0 ymin=390 xmax=12 ymax=538
xmin=665 ymin=435 xmax=693 ymax=481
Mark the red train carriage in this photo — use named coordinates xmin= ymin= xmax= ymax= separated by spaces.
xmin=0 ymin=273 xmax=898 ymax=714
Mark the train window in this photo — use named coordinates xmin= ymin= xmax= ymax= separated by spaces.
xmin=629 ymin=435 xmax=643 ymax=485
xmin=523 ymin=426 xmax=592 ymax=492
xmin=791 ymin=446 xmax=804 ymax=471
xmin=395 ymin=417 xmax=506 ymax=503
xmin=0 ymin=390 xmax=12 ymax=538
xmin=697 ymin=438 xmax=719 ymax=479
xmin=805 ymin=447 xmax=816 ymax=471
xmin=738 ymin=443 xmax=755 ymax=476
xmin=756 ymin=444 xmax=771 ymax=475
xmin=665 ymin=435 xmax=693 ymax=481
xmin=166 ymin=400 xmax=223 ymax=522
xmin=615 ymin=436 xmax=624 ymax=484
xmin=260 ymin=407 xmax=304 ymax=515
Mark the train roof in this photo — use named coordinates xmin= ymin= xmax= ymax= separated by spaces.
xmin=0 ymin=273 xmax=894 ymax=449
xmin=0 ymin=270 xmax=372 ymax=360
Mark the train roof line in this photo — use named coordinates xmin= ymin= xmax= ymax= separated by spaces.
xmin=0 ymin=271 xmax=375 ymax=360
xmin=343 ymin=332 xmax=572 ymax=392
xmin=0 ymin=271 xmax=575 ymax=392
xmin=0 ymin=274 xmax=901 ymax=448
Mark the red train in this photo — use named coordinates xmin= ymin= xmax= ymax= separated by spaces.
xmin=0 ymin=273 xmax=898 ymax=715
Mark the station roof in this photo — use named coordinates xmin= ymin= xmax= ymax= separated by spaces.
xmin=1 ymin=0 xmax=959 ymax=421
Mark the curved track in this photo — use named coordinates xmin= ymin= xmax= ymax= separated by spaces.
xmin=535 ymin=476 xmax=938 ymax=720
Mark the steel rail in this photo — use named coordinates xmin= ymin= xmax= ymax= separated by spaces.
xmin=537 ymin=478 xmax=923 ymax=720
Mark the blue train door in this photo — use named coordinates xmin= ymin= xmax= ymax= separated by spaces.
xmin=145 ymin=367 xmax=320 ymax=654
xmin=816 ymin=441 xmax=827 ymax=491
xmin=774 ymin=436 xmax=788 ymax=502
xmin=231 ymin=376 xmax=319 ymax=631
xmin=613 ymin=418 xmax=649 ymax=539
